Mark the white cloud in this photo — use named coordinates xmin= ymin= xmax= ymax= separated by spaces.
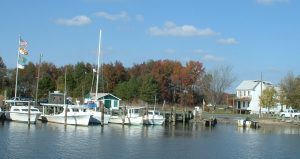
xmin=95 ymin=11 xmax=130 ymax=21
xmin=217 ymin=38 xmax=238 ymax=45
xmin=193 ymin=49 xmax=206 ymax=54
xmin=202 ymin=54 xmax=224 ymax=62
xmin=135 ymin=14 xmax=144 ymax=22
xmin=165 ymin=48 xmax=176 ymax=54
xmin=56 ymin=15 xmax=91 ymax=26
xmin=256 ymin=0 xmax=289 ymax=5
xmin=149 ymin=21 xmax=218 ymax=37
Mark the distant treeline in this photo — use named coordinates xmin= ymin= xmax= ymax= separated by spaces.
xmin=0 ymin=57 xmax=209 ymax=106
xmin=1 ymin=56 xmax=299 ymax=109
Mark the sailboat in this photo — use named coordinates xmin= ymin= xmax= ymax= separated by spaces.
xmin=83 ymin=29 xmax=111 ymax=125
xmin=5 ymin=36 xmax=41 ymax=124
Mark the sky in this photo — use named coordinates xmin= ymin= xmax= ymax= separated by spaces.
xmin=0 ymin=0 xmax=299 ymax=92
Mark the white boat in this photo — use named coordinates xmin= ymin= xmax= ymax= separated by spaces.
xmin=4 ymin=100 xmax=42 ymax=124
xmin=40 ymin=103 xmax=91 ymax=126
xmin=85 ymin=109 xmax=111 ymax=125
xmin=82 ymin=101 xmax=111 ymax=125
xmin=143 ymin=110 xmax=165 ymax=125
xmin=109 ymin=107 xmax=143 ymax=125
xmin=237 ymin=118 xmax=259 ymax=128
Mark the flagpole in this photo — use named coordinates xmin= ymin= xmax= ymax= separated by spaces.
xmin=95 ymin=29 xmax=102 ymax=105
xmin=14 ymin=36 xmax=21 ymax=103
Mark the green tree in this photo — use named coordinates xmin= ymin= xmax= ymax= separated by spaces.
xmin=260 ymin=87 xmax=277 ymax=112
xmin=139 ymin=74 xmax=159 ymax=104
xmin=0 ymin=56 xmax=7 ymax=93
xmin=280 ymin=72 xmax=300 ymax=109
xmin=38 ymin=76 xmax=56 ymax=98
xmin=114 ymin=78 xmax=140 ymax=102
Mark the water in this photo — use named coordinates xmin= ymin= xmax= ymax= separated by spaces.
xmin=1 ymin=121 xmax=300 ymax=159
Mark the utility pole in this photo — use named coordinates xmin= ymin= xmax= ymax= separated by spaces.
xmin=259 ymin=72 xmax=262 ymax=118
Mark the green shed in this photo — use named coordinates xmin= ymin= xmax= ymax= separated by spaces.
xmin=86 ymin=93 xmax=121 ymax=110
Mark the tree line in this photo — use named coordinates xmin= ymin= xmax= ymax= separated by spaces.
xmin=0 ymin=56 xmax=238 ymax=107
xmin=2 ymin=55 xmax=299 ymax=109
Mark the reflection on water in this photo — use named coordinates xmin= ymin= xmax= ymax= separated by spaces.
xmin=1 ymin=121 xmax=300 ymax=159
xmin=236 ymin=125 xmax=300 ymax=134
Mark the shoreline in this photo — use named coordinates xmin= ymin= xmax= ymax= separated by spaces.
xmin=200 ymin=114 xmax=300 ymax=127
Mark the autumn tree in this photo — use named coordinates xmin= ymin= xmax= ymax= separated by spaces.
xmin=103 ymin=61 xmax=128 ymax=93
xmin=260 ymin=87 xmax=277 ymax=112
xmin=280 ymin=72 xmax=300 ymax=109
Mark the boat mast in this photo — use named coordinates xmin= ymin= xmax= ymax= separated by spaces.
xmin=64 ymin=67 xmax=67 ymax=126
xmin=95 ymin=29 xmax=102 ymax=104
xmin=14 ymin=36 xmax=21 ymax=104
xmin=35 ymin=53 xmax=42 ymax=106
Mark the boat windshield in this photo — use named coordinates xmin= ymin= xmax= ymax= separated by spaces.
xmin=134 ymin=109 xmax=140 ymax=114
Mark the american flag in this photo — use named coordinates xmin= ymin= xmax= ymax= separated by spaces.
xmin=19 ymin=38 xmax=27 ymax=47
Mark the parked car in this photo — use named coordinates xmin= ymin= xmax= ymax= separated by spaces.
xmin=280 ymin=109 xmax=300 ymax=118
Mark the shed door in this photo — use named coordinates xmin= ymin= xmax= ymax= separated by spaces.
xmin=104 ymin=100 xmax=111 ymax=108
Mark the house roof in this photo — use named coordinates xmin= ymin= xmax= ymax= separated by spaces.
xmin=236 ymin=80 xmax=260 ymax=90
xmin=236 ymin=80 xmax=273 ymax=90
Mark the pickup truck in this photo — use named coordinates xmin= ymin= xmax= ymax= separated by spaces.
xmin=280 ymin=109 xmax=300 ymax=118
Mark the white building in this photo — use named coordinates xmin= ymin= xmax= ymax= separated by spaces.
xmin=235 ymin=80 xmax=284 ymax=114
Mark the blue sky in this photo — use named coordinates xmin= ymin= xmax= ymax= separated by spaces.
xmin=0 ymin=0 xmax=299 ymax=91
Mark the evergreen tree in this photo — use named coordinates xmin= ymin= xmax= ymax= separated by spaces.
xmin=139 ymin=74 xmax=158 ymax=104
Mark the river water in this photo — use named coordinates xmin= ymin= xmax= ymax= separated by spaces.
xmin=0 ymin=121 xmax=300 ymax=159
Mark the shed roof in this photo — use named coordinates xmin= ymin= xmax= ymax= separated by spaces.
xmin=88 ymin=93 xmax=121 ymax=100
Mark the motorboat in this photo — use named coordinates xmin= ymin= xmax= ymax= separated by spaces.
xmin=143 ymin=110 xmax=165 ymax=125
xmin=237 ymin=117 xmax=259 ymax=128
xmin=40 ymin=103 xmax=91 ymax=126
xmin=4 ymin=100 xmax=42 ymax=124
xmin=109 ymin=107 xmax=143 ymax=125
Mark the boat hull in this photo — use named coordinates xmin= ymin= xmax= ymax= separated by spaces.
xmin=89 ymin=112 xmax=111 ymax=125
xmin=144 ymin=118 xmax=165 ymax=125
xmin=128 ymin=116 xmax=143 ymax=125
xmin=237 ymin=119 xmax=252 ymax=127
xmin=41 ymin=114 xmax=91 ymax=126
xmin=109 ymin=115 xmax=130 ymax=124
xmin=5 ymin=112 xmax=41 ymax=124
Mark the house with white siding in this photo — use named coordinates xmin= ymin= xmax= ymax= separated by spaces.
xmin=235 ymin=80 xmax=284 ymax=114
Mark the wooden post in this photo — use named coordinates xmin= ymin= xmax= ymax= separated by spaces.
xmin=64 ymin=104 xmax=68 ymax=127
xmin=28 ymin=101 xmax=31 ymax=126
xmin=146 ymin=104 xmax=149 ymax=124
xmin=122 ymin=106 xmax=125 ymax=125
xmin=101 ymin=101 xmax=104 ymax=126
xmin=172 ymin=106 xmax=176 ymax=126
xmin=183 ymin=107 xmax=186 ymax=124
